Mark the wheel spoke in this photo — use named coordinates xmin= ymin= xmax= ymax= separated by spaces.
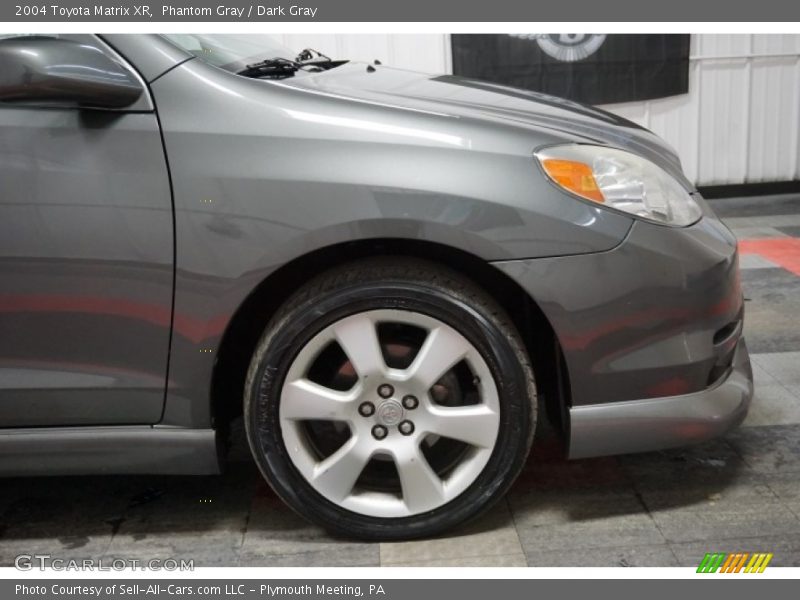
xmin=312 ymin=437 xmax=371 ymax=502
xmin=281 ymin=379 xmax=355 ymax=421
xmin=425 ymin=405 xmax=499 ymax=448
xmin=406 ymin=325 xmax=470 ymax=389
xmin=395 ymin=444 xmax=446 ymax=512
xmin=333 ymin=313 xmax=386 ymax=379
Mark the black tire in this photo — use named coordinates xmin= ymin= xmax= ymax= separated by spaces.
xmin=244 ymin=257 xmax=536 ymax=540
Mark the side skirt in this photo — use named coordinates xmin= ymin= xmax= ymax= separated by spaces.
xmin=0 ymin=425 xmax=221 ymax=476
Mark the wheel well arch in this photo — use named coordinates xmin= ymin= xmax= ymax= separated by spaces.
xmin=211 ymin=238 xmax=570 ymax=439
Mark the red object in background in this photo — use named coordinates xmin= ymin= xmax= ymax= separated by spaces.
xmin=739 ymin=238 xmax=800 ymax=277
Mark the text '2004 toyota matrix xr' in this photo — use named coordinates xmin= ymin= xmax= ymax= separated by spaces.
xmin=0 ymin=34 xmax=753 ymax=539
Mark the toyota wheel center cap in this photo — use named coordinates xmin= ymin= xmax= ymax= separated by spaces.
xmin=376 ymin=399 xmax=404 ymax=426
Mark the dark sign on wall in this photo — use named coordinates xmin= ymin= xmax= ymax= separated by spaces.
xmin=451 ymin=34 xmax=691 ymax=105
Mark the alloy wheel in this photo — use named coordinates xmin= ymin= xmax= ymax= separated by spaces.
xmin=279 ymin=309 xmax=501 ymax=518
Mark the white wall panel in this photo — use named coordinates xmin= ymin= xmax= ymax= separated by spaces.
xmin=698 ymin=59 xmax=751 ymax=185
xmin=602 ymin=34 xmax=800 ymax=186
xmin=282 ymin=34 xmax=800 ymax=186
xmin=748 ymin=58 xmax=800 ymax=182
xmin=646 ymin=62 xmax=701 ymax=183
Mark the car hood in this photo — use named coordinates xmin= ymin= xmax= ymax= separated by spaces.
xmin=281 ymin=63 xmax=689 ymax=185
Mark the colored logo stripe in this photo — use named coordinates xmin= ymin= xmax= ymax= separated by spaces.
xmin=697 ymin=552 xmax=773 ymax=573
xmin=697 ymin=553 xmax=726 ymax=573
xmin=721 ymin=553 xmax=749 ymax=573
xmin=745 ymin=553 xmax=773 ymax=573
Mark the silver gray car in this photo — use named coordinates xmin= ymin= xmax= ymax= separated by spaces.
xmin=0 ymin=34 xmax=753 ymax=539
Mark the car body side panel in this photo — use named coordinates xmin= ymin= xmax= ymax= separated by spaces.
xmin=147 ymin=60 xmax=633 ymax=427
xmin=0 ymin=108 xmax=173 ymax=427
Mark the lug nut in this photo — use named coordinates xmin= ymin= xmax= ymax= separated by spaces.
xmin=372 ymin=425 xmax=388 ymax=440
xmin=377 ymin=384 xmax=394 ymax=398
xmin=358 ymin=402 xmax=375 ymax=417
xmin=402 ymin=395 xmax=418 ymax=410
xmin=398 ymin=420 xmax=415 ymax=436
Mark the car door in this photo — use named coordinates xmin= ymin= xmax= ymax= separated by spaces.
xmin=0 ymin=34 xmax=174 ymax=427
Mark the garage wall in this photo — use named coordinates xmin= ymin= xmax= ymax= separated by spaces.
xmin=605 ymin=35 xmax=800 ymax=186
xmin=280 ymin=34 xmax=800 ymax=187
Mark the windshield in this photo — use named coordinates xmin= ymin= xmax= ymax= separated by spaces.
xmin=163 ymin=34 xmax=299 ymax=73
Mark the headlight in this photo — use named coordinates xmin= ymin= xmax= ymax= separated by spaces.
xmin=535 ymin=144 xmax=701 ymax=226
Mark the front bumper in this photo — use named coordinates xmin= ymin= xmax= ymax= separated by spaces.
xmin=493 ymin=210 xmax=754 ymax=457
xmin=568 ymin=338 xmax=753 ymax=458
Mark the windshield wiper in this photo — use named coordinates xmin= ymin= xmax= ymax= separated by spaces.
xmin=238 ymin=50 xmax=348 ymax=79
xmin=295 ymin=48 xmax=333 ymax=65
xmin=237 ymin=57 xmax=300 ymax=79
xmin=295 ymin=48 xmax=350 ymax=71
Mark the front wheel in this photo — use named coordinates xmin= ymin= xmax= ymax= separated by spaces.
xmin=244 ymin=258 xmax=536 ymax=540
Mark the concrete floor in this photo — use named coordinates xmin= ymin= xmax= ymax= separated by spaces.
xmin=2 ymin=194 xmax=800 ymax=568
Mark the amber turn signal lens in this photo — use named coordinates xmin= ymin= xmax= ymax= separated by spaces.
xmin=541 ymin=159 xmax=605 ymax=203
